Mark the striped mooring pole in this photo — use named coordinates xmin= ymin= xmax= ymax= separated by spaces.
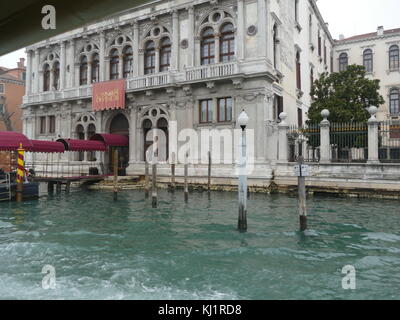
xmin=16 ymin=143 xmax=25 ymax=202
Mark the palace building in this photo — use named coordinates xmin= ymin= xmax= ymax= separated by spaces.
xmin=333 ymin=26 xmax=400 ymax=120
xmin=21 ymin=0 xmax=334 ymax=184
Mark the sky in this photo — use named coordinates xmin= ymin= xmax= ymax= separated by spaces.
xmin=0 ymin=0 xmax=399 ymax=68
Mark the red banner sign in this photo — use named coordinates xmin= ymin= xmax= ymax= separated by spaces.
xmin=92 ymin=79 xmax=125 ymax=111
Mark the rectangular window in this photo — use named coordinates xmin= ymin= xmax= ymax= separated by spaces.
xmin=40 ymin=116 xmax=46 ymax=134
xmin=49 ymin=116 xmax=56 ymax=134
xmin=217 ymin=97 xmax=232 ymax=122
xmin=199 ymin=99 xmax=213 ymax=123
xmin=274 ymin=95 xmax=283 ymax=121
xmin=0 ymin=83 xmax=4 ymax=93
xmin=298 ymin=108 xmax=303 ymax=127
xmin=0 ymin=103 xmax=4 ymax=114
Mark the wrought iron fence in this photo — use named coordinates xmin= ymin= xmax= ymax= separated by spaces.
xmin=330 ymin=122 xmax=368 ymax=163
xmin=287 ymin=123 xmax=320 ymax=162
xmin=379 ymin=120 xmax=400 ymax=163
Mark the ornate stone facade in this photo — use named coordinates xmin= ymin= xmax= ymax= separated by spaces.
xmin=22 ymin=0 xmax=333 ymax=183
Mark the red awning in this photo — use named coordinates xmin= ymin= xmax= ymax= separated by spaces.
xmin=57 ymin=139 xmax=106 ymax=152
xmin=29 ymin=140 xmax=65 ymax=153
xmin=90 ymin=133 xmax=129 ymax=147
xmin=0 ymin=131 xmax=34 ymax=151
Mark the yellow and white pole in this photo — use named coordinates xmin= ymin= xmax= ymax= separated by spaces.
xmin=16 ymin=143 xmax=25 ymax=202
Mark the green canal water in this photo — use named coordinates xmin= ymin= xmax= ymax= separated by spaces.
xmin=0 ymin=186 xmax=399 ymax=300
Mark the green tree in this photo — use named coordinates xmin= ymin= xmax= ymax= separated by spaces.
xmin=308 ymin=65 xmax=385 ymax=124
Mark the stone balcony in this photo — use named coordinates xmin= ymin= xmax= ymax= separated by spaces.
xmin=185 ymin=61 xmax=239 ymax=82
xmin=22 ymin=61 xmax=242 ymax=106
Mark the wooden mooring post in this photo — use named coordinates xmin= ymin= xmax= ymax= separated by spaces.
xmin=65 ymin=181 xmax=71 ymax=194
xmin=170 ymin=152 xmax=176 ymax=193
xmin=16 ymin=144 xmax=25 ymax=202
xmin=145 ymin=160 xmax=150 ymax=198
xmin=56 ymin=182 xmax=62 ymax=194
xmin=184 ymin=152 xmax=189 ymax=203
xmin=207 ymin=151 xmax=211 ymax=193
xmin=113 ymin=148 xmax=118 ymax=201
xmin=151 ymin=156 xmax=158 ymax=208
xmin=297 ymin=156 xmax=307 ymax=231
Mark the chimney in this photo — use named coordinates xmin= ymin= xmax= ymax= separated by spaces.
xmin=339 ymin=34 xmax=345 ymax=40
xmin=377 ymin=26 xmax=384 ymax=36
xmin=17 ymin=58 xmax=25 ymax=69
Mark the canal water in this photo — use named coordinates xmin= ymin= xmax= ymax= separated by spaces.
xmin=0 ymin=186 xmax=399 ymax=300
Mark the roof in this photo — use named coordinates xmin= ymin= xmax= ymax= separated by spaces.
xmin=57 ymin=139 xmax=107 ymax=152
xmin=336 ymin=27 xmax=400 ymax=43
xmin=30 ymin=140 xmax=65 ymax=153
xmin=0 ymin=131 xmax=33 ymax=151
xmin=90 ymin=133 xmax=129 ymax=147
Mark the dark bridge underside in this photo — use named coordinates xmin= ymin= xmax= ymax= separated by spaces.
xmin=0 ymin=0 xmax=150 ymax=56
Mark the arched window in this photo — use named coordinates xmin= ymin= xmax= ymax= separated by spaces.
xmin=109 ymin=49 xmax=119 ymax=80
xmin=201 ymin=27 xmax=215 ymax=65
xmin=363 ymin=49 xmax=373 ymax=73
xmin=220 ymin=23 xmax=235 ymax=63
xmin=43 ymin=64 xmax=50 ymax=92
xmin=159 ymin=38 xmax=171 ymax=72
xmin=389 ymin=45 xmax=399 ymax=70
xmin=53 ymin=61 xmax=60 ymax=90
xmin=296 ymin=51 xmax=301 ymax=90
xmin=91 ymin=53 xmax=100 ymax=83
xmin=273 ymin=24 xmax=278 ymax=69
xmin=339 ymin=52 xmax=348 ymax=72
xmin=79 ymin=56 xmax=88 ymax=85
xmin=122 ymin=46 xmax=133 ymax=78
xmin=144 ymin=41 xmax=155 ymax=74
xmin=143 ymin=119 xmax=153 ymax=160
xmin=390 ymin=88 xmax=400 ymax=115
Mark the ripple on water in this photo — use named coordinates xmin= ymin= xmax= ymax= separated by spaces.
xmin=0 ymin=188 xmax=399 ymax=299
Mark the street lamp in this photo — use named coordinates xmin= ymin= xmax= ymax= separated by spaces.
xmin=237 ymin=110 xmax=249 ymax=232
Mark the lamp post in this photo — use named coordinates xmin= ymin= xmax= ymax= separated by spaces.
xmin=237 ymin=110 xmax=249 ymax=232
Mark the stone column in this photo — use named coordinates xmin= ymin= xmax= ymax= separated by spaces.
xmin=60 ymin=41 xmax=66 ymax=90
xmin=133 ymin=22 xmax=139 ymax=76
xmin=257 ymin=0 xmax=267 ymax=58
xmin=99 ymin=31 xmax=106 ymax=81
xmin=118 ymin=54 xmax=123 ymax=79
xmin=171 ymin=10 xmax=179 ymax=71
xmin=188 ymin=6 xmax=195 ymax=67
xmin=49 ymin=67 xmax=55 ymax=91
xmin=367 ymin=106 xmax=380 ymax=164
xmin=278 ymin=112 xmax=289 ymax=161
xmin=70 ymin=40 xmax=76 ymax=87
xmin=34 ymin=49 xmax=40 ymax=93
xmin=320 ymin=109 xmax=331 ymax=163
xmin=25 ymin=50 xmax=33 ymax=94
xmin=138 ymin=50 xmax=144 ymax=76
xmin=237 ymin=0 xmax=245 ymax=61
xmin=214 ymin=34 xmax=220 ymax=64
xmin=88 ymin=60 xmax=93 ymax=84
xmin=155 ymin=48 xmax=160 ymax=73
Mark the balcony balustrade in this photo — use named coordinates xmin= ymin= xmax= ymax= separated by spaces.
xmin=23 ymin=61 xmax=240 ymax=105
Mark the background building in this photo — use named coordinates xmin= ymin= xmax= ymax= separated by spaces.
xmin=333 ymin=26 xmax=400 ymax=120
xmin=21 ymin=0 xmax=333 ymax=183
xmin=0 ymin=58 xmax=26 ymax=171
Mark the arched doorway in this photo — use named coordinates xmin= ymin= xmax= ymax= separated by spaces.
xmin=109 ymin=113 xmax=129 ymax=174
